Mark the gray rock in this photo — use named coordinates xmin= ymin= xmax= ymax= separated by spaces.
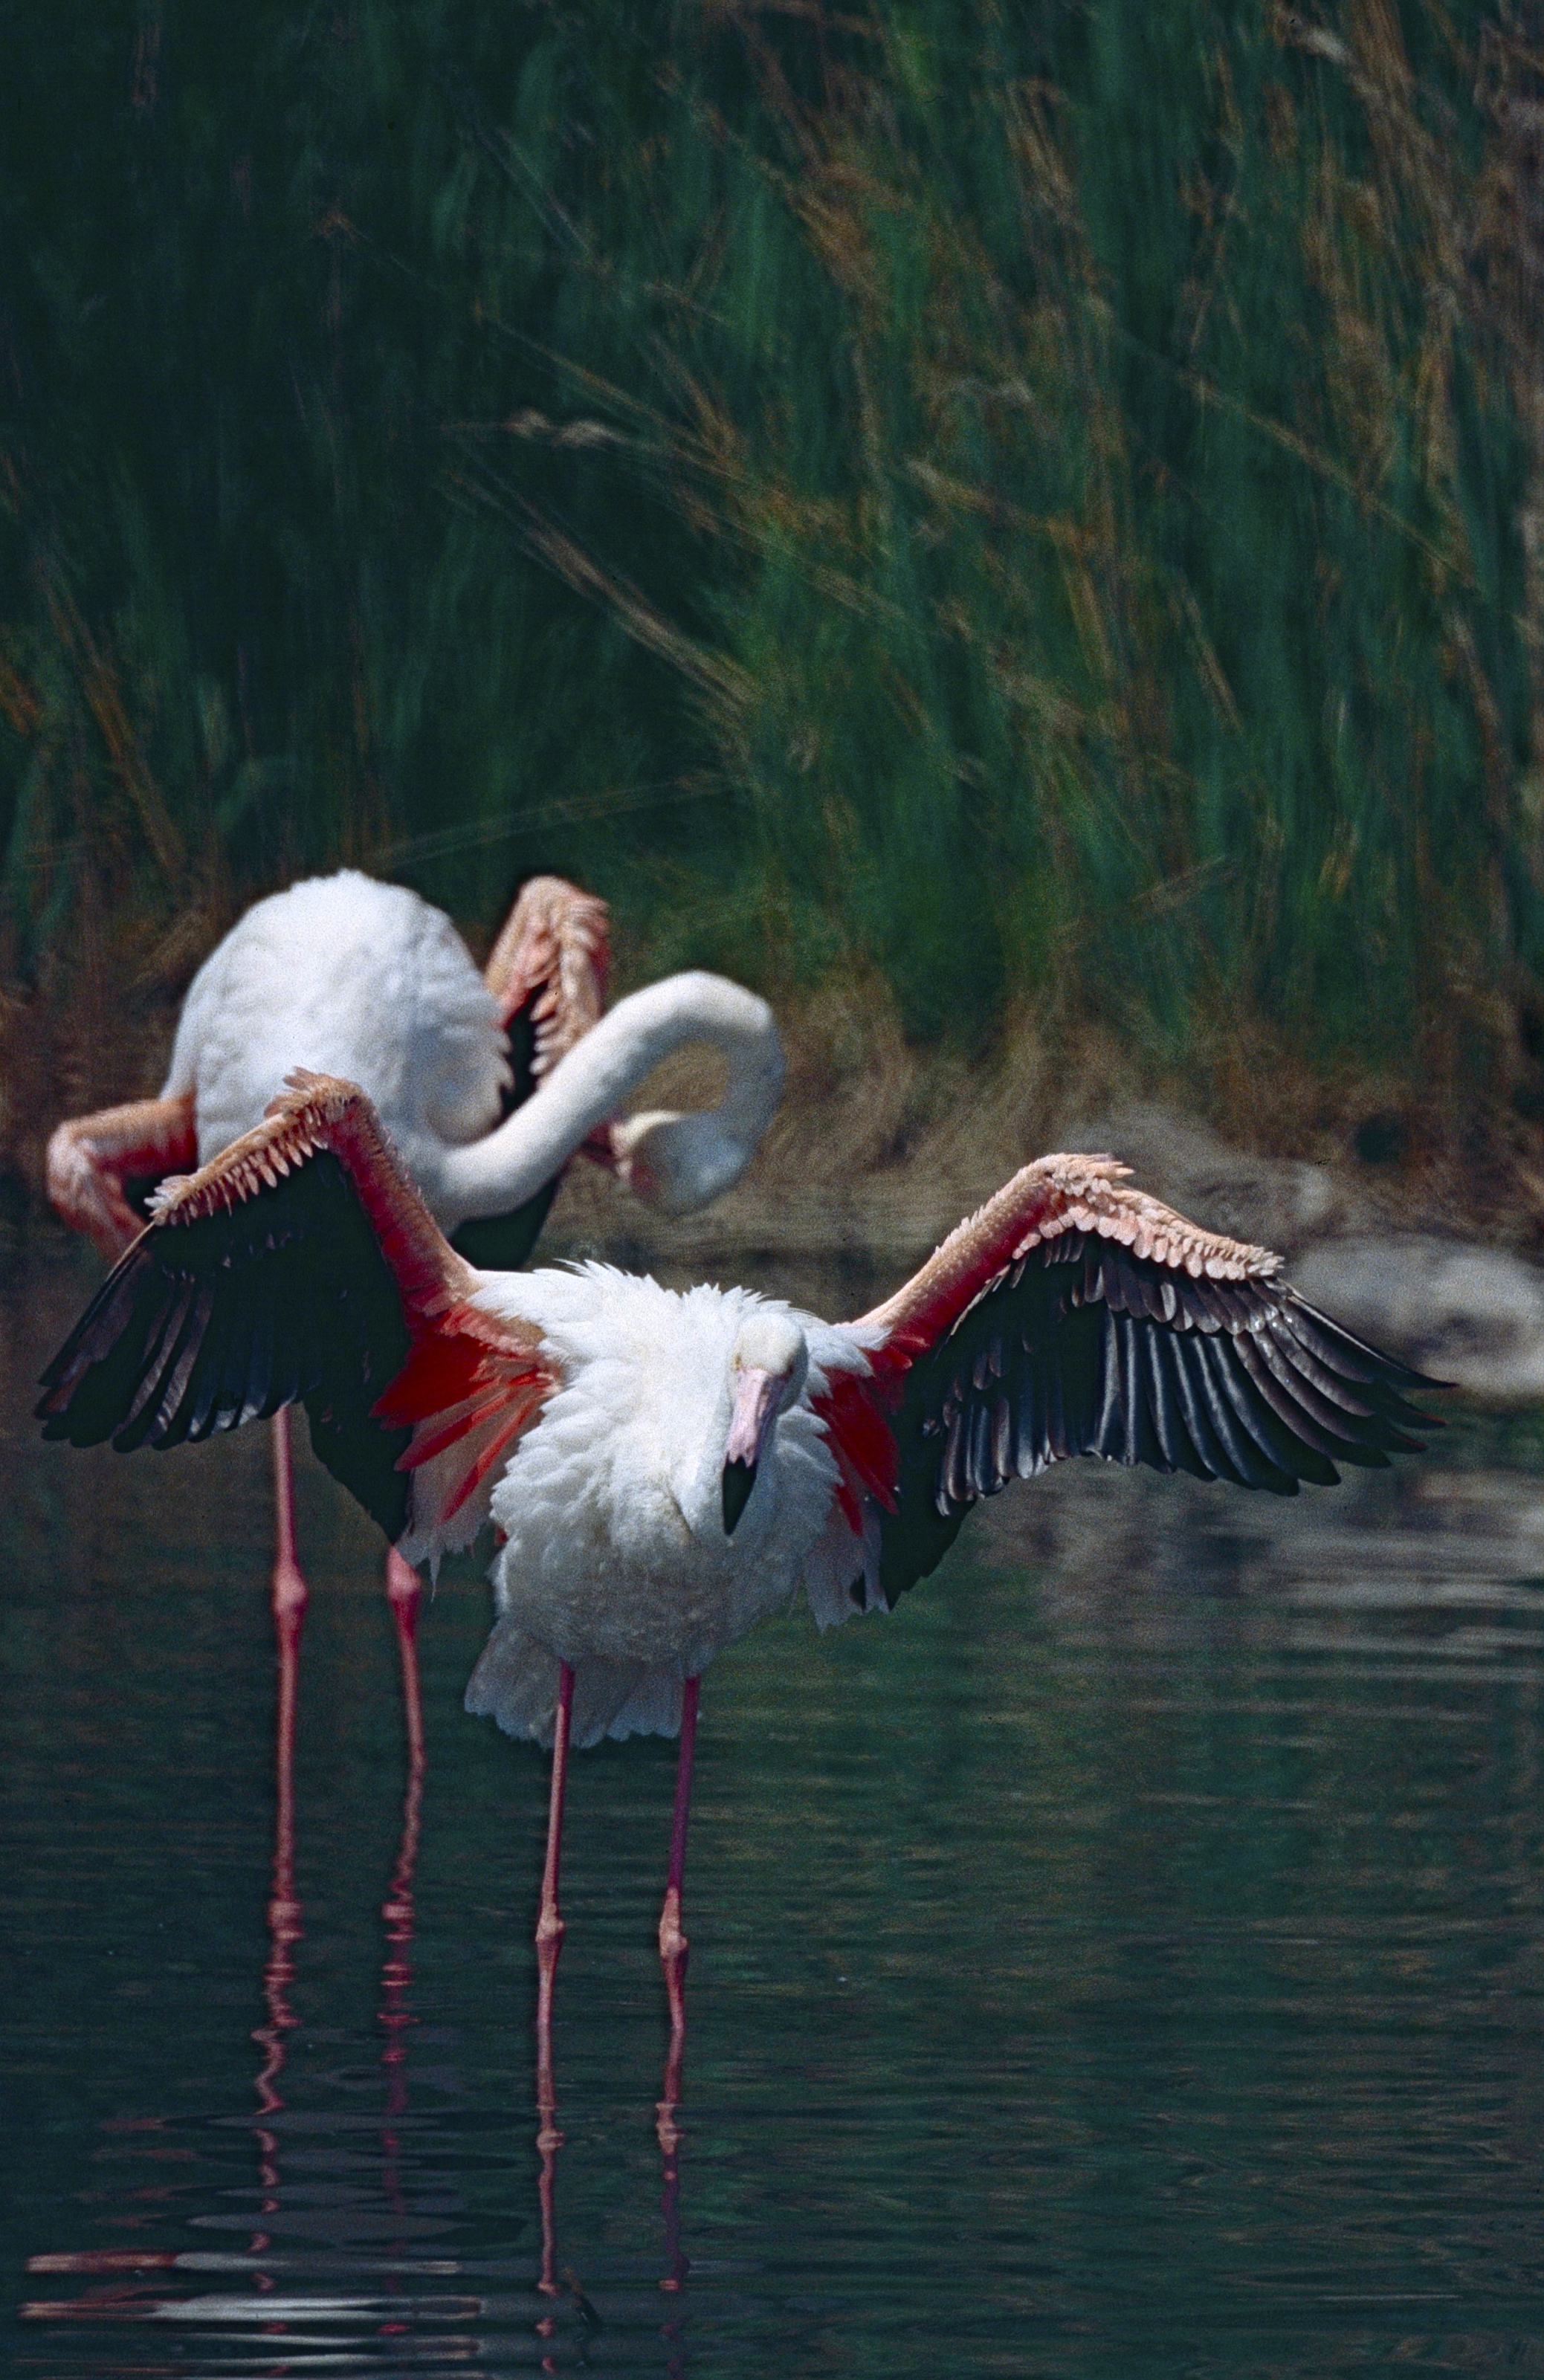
xmin=1291 ymin=1235 xmax=1544 ymax=1403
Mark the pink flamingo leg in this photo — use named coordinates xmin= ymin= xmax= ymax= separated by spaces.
xmin=384 ymin=1548 xmax=425 ymax=1776
xmin=269 ymin=1408 xmax=308 ymax=1873
xmin=534 ymin=1663 xmax=575 ymax=2304
xmin=656 ymin=1675 xmax=700 ymax=2160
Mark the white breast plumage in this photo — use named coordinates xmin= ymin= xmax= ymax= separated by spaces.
xmin=465 ymin=1265 xmax=854 ymax=1746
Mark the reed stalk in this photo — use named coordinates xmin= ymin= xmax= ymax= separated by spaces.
xmin=1 ymin=2 xmax=1541 ymax=1176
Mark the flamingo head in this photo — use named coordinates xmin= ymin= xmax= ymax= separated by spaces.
xmin=609 ymin=1107 xmax=759 ymax=1217
xmin=720 ymin=1308 xmax=808 ymax=1537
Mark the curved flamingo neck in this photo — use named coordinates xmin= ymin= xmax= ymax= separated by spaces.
xmin=433 ymin=971 xmax=781 ymax=1229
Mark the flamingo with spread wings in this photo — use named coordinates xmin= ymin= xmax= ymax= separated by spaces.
xmin=44 ymin=870 xmax=784 ymax=1771
xmin=39 ymin=1070 xmax=1435 ymax=2092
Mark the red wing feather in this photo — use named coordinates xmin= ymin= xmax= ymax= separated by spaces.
xmin=811 ymin=1365 xmax=899 ymax=1531
xmin=439 ymin=1404 xmax=547 ymax=1522
xmin=374 ymin=1297 xmax=552 ymax=1539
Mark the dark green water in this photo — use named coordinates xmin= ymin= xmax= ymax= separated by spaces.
xmin=4 ymin=1238 xmax=1544 ymax=2376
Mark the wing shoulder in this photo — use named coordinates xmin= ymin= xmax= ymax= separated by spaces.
xmin=860 ymin=1152 xmax=1283 ymax=1354
xmin=46 ymin=1093 xmax=198 ymax=1260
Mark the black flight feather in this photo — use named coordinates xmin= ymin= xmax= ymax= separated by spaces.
xmin=37 ymin=1151 xmax=414 ymax=1540
xmin=875 ymin=1238 xmax=1437 ymax=1609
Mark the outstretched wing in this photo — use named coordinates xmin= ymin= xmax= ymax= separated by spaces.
xmin=454 ymin=874 xmax=611 ymax=1271
xmin=841 ymin=1154 xmax=1437 ymax=1607
xmin=37 ymin=1072 xmax=553 ymax=1550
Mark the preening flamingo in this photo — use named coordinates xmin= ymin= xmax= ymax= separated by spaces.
xmin=39 ymin=1070 xmax=1434 ymax=2116
xmin=44 ymin=869 xmax=785 ymax=1763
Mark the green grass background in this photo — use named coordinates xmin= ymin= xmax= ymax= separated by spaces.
xmin=3 ymin=1 xmax=1542 ymax=1149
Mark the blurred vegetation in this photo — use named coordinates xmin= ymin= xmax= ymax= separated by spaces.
xmin=2 ymin=1 xmax=1544 ymax=1164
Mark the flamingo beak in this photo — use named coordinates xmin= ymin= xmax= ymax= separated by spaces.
xmin=722 ymin=1365 xmax=781 ymax=1536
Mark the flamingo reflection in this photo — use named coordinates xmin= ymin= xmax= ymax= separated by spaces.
xmin=23 ymin=1626 xmax=694 ymax=2366
xmin=532 ymin=1707 xmax=692 ymax=2375
xmin=248 ymin=1580 xmax=426 ymax=2309
xmin=249 ymin=1418 xmax=309 ymax=2269
xmin=378 ymin=1724 xmax=425 ymax=2228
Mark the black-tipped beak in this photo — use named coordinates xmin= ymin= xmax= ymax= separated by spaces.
xmin=722 ymin=1457 xmax=758 ymax=1536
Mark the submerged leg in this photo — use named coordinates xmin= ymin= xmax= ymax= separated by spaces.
xmin=384 ymin=1547 xmax=425 ymax=1777
xmin=535 ymin=1663 xmax=575 ymax=2302
xmin=656 ymin=1675 xmax=700 ymax=2144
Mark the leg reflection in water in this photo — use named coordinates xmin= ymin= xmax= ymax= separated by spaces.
xmin=251 ymin=1489 xmax=428 ymax=2274
xmin=529 ymin=1671 xmax=698 ymax=2367
xmin=253 ymin=1411 xmax=306 ymax=2271
xmin=24 ymin=1563 xmax=456 ymax=2351
xmin=250 ymin=1877 xmax=300 ymax=2273
xmin=657 ymin=1673 xmax=700 ymax=2149
xmin=268 ymin=1410 xmax=307 ymax=1901
xmin=379 ymin=1632 xmax=426 ymax=2231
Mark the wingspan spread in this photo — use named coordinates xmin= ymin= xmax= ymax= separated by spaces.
xmin=830 ymin=1152 xmax=1437 ymax=1608
xmin=37 ymin=1109 xmax=1438 ymax=1634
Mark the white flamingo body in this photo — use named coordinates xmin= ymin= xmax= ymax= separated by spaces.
xmin=166 ymin=872 xmax=510 ymax=1178
xmin=159 ymin=870 xmax=782 ymax=1231
xmin=48 ymin=869 xmax=784 ymax=1250
xmin=455 ymin=1267 xmax=881 ymax=1745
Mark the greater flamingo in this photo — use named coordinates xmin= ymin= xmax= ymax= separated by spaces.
xmin=39 ymin=1070 xmax=1433 ymax=2131
xmin=44 ymin=870 xmax=784 ymax=1771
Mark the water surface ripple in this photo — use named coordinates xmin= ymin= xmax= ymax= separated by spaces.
xmin=4 ymin=1242 xmax=1544 ymax=2375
